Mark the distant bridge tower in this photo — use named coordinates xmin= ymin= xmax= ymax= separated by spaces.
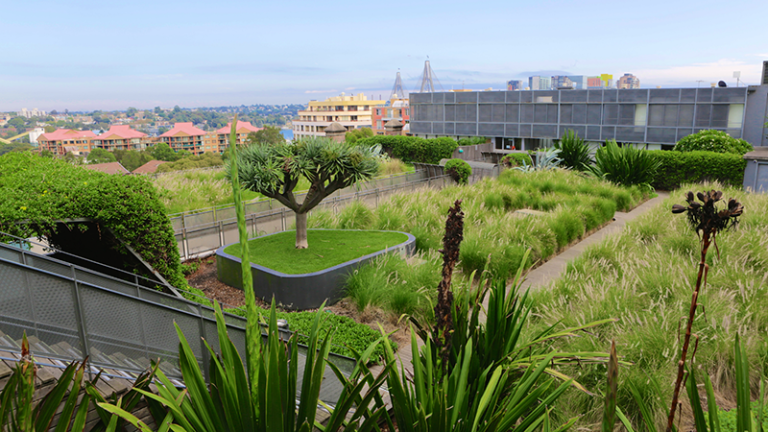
xmin=391 ymin=70 xmax=406 ymax=99
xmin=416 ymin=59 xmax=443 ymax=93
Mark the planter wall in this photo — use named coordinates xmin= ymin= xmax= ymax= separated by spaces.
xmin=216 ymin=230 xmax=416 ymax=310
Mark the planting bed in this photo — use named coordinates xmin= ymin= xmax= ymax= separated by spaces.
xmin=216 ymin=229 xmax=415 ymax=310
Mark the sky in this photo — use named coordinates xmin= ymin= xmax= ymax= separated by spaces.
xmin=2 ymin=0 xmax=767 ymax=112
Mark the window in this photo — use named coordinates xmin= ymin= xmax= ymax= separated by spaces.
xmin=728 ymin=104 xmax=744 ymax=128
xmin=634 ymin=104 xmax=647 ymax=126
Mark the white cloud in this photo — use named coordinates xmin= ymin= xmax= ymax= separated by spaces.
xmin=344 ymin=87 xmax=356 ymax=91
xmin=634 ymin=59 xmax=762 ymax=86
xmin=304 ymin=89 xmax=336 ymax=94
xmin=755 ymin=54 xmax=768 ymax=57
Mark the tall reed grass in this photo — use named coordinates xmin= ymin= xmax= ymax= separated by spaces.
xmin=524 ymin=183 xmax=768 ymax=431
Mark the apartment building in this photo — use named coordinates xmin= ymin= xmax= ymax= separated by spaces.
xmin=617 ymin=73 xmax=641 ymax=89
xmin=528 ymin=76 xmax=552 ymax=90
xmin=408 ymin=85 xmax=768 ymax=150
xmin=159 ymin=122 xmax=207 ymax=155
xmin=371 ymin=100 xmax=410 ymax=135
xmin=37 ymin=129 xmax=97 ymax=155
xmin=92 ymin=125 xmax=151 ymax=152
xmin=215 ymin=121 xmax=262 ymax=152
xmin=293 ymin=93 xmax=385 ymax=140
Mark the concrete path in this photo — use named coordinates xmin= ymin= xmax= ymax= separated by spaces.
xmin=520 ymin=192 xmax=669 ymax=292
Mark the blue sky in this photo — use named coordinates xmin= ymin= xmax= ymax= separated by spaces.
xmin=2 ymin=0 xmax=767 ymax=111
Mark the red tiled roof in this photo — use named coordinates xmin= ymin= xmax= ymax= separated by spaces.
xmin=98 ymin=125 xmax=147 ymax=140
xmin=132 ymin=160 xmax=167 ymax=174
xmin=40 ymin=129 xmax=96 ymax=141
xmin=216 ymin=121 xmax=262 ymax=134
xmin=160 ymin=122 xmax=206 ymax=137
xmin=84 ymin=162 xmax=130 ymax=175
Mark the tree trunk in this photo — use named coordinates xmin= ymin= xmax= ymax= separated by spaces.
xmin=295 ymin=212 xmax=308 ymax=249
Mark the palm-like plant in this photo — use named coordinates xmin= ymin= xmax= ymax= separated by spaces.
xmin=228 ymin=137 xmax=381 ymax=248
xmin=554 ymin=129 xmax=592 ymax=171
xmin=588 ymin=140 xmax=660 ymax=190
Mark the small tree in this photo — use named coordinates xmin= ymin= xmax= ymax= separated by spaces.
xmin=247 ymin=125 xmax=285 ymax=146
xmin=230 ymin=137 xmax=380 ymax=249
xmin=87 ymin=148 xmax=117 ymax=164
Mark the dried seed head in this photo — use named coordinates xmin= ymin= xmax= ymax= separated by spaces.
xmin=671 ymin=190 xmax=743 ymax=237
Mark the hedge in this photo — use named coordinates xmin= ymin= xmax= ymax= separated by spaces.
xmin=357 ymin=135 xmax=458 ymax=164
xmin=0 ymin=152 xmax=189 ymax=290
xmin=501 ymin=153 xmax=533 ymax=167
xmin=445 ymin=158 xmax=472 ymax=184
xmin=648 ymin=150 xmax=746 ymax=190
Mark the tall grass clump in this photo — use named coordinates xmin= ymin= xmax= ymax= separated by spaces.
xmin=555 ymin=129 xmax=593 ymax=171
xmin=524 ymin=183 xmax=768 ymax=431
xmin=589 ymin=140 xmax=661 ymax=191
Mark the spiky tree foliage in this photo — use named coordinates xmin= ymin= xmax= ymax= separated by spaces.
xmin=228 ymin=137 xmax=380 ymax=249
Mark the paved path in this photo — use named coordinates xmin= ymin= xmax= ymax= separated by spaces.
xmin=378 ymin=192 xmax=669 ymax=378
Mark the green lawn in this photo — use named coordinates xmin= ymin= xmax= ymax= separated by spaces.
xmin=224 ymin=229 xmax=409 ymax=274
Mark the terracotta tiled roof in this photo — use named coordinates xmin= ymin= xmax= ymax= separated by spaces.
xmin=84 ymin=162 xmax=130 ymax=175
xmin=132 ymin=160 xmax=167 ymax=174
xmin=98 ymin=125 xmax=147 ymax=140
xmin=160 ymin=122 xmax=206 ymax=137
xmin=40 ymin=129 xmax=96 ymax=141
xmin=216 ymin=121 xmax=262 ymax=134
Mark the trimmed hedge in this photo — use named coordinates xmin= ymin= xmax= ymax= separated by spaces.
xmin=673 ymin=129 xmax=753 ymax=155
xmin=648 ymin=150 xmax=746 ymax=190
xmin=501 ymin=153 xmax=533 ymax=168
xmin=0 ymin=152 xmax=189 ymax=290
xmin=357 ymin=135 xmax=458 ymax=164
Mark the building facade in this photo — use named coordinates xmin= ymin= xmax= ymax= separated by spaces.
xmin=507 ymin=80 xmax=524 ymax=91
xmin=92 ymin=125 xmax=151 ymax=152
xmin=617 ymin=73 xmax=641 ymax=89
xmin=37 ymin=129 xmax=97 ymax=155
xmin=159 ymin=122 xmax=207 ymax=155
xmin=293 ymin=93 xmax=385 ymax=140
xmin=215 ymin=121 xmax=262 ymax=152
xmin=528 ymin=76 xmax=552 ymax=91
xmin=408 ymin=85 xmax=768 ymax=149
xmin=18 ymin=108 xmax=46 ymax=118
xmin=371 ymin=100 xmax=410 ymax=135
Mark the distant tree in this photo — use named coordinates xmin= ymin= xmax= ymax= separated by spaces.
xmin=246 ymin=125 xmax=285 ymax=146
xmin=64 ymin=109 xmax=69 ymax=115
xmin=158 ymin=126 xmax=170 ymax=135
xmin=87 ymin=148 xmax=117 ymax=164
xmin=230 ymin=137 xmax=380 ymax=249
xmin=44 ymin=125 xmax=56 ymax=133
xmin=119 ymin=150 xmax=154 ymax=171
xmin=173 ymin=105 xmax=181 ymax=114
xmin=154 ymin=106 xmax=162 ymax=114
xmin=50 ymin=110 xmax=59 ymax=115
xmin=345 ymin=127 xmax=374 ymax=144
xmin=0 ymin=142 xmax=33 ymax=156
xmin=151 ymin=142 xmax=181 ymax=161
xmin=7 ymin=117 xmax=25 ymax=131
xmin=126 ymin=107 xmax=138 ymax=117
xmin=63 ymin=152 xmax=82 ymax=165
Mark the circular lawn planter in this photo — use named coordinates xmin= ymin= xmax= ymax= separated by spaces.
xmin=216 ymin=229 xmax=416 ymax=310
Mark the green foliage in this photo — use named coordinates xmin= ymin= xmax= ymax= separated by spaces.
xmin=674 ymin=130 xmax=753 ymax=155
xmin=589 ymin=140 xmax=661 ymax=189
xmin=102 ymin=302 xmax=390 ymax=432
xmin=500 ymin=152 xmax=533 ymax=168
xmin=344 ymin=127 xmax=374 ymax=144
xmin=230 ymin=137 xmax=381 ymax=248
xmin=87 ymin=148 xmax=117 ymax=164
xmin=357 ymin=135 xmax=458 ymax=164
xmin=112 ymin=149 xmax=155 ymax=171
xmin=155 ymin=152 xmax=223 ymax=173
xmin=0 ymin=142 xmax=34 ymax=156
xmin=526 ymin=186 xmax=768 ymax=430
xmin=457 ymin=136 xmax=487 ymax=146
xmin=150 ymin=142 xmax=184 ymax=161
xmin=246 ymin=125 xmax=285 ymax=146
xmin=648 ymin=150 xmax=746 ymax=190
xmin=180 ymin=261 xmax=200 ymax=276
xmin=0 ymin=152 xmax=188 ymax=290
xmin=444 ymin=158 xmax=472 ymax=184
xmin=554 ymin=129 xmax=592 ymax=171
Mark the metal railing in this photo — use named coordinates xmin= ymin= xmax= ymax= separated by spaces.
xmin=0 ymin=242 xmax=355 ymax=400
xmin=175 ymin=172 xmax=455 ymax=260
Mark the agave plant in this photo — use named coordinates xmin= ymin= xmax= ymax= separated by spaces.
xmin=514 ymin=148 xmax=563 ymax=173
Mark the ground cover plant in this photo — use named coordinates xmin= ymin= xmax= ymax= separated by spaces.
xmin=308 ymin=169 xmax=648 ymax=319
xmin=223 ymin=229 xmax=409 ymax=274
xmin=523 ymin=183 xmax=768 ymax=430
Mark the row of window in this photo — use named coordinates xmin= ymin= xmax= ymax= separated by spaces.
xmin=413 ymin=103 xmax=744 ymax=129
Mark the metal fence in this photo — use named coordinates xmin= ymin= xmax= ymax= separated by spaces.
xmin=175 ymin=173 xmax=455 ymax=260
xmin=0 ymin=242 xmax=353 ymax=401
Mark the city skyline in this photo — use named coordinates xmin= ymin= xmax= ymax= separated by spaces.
xmin=2 ymin=0 xmax=767 ymax=111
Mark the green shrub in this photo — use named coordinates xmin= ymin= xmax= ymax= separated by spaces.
xmin=0 ymin=152 xmax=188 ymax=290
xmin=648 ymin=150 xmax=746 ymax=190
xmin=156 ymin=152 xmax=223 ymax=173
xmin=457 ymin=136 xmax=487 ymax=146
xmin=673 ymin=129 xmax=753 ymax=155
xmin=444 ymin=158 xmax=472 ymax=184
xmin=357 ymin=135 xmax=458 ymax=164
xmin=589 ymin=140 xmax=661 ymax=189
xmin=554 ymin=129 xmax=592 ymax=171
xmin=500 ymin=152 xmax=533 ymax=168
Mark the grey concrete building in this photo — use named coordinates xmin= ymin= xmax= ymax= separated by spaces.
xmin=409 ymin=85 xmax=768 ymax=150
